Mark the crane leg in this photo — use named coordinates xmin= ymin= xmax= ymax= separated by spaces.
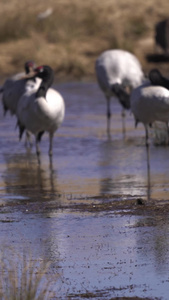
xmin=25 ymin=131 xmax=32 ymax=148
xmin=145 ymin=139 xmax=151 ymax=200
xmin=145 ymin=125 xmax=149 ymax=147
xmin=49 ymin=132 xmax=54 ymax=156
xmin=35 ymin=135 xmax=41 ymax=157
xmin=121 ymin=109 xmax=126 ymax=139
xmin=166 ymin=122 xmax=169 ymax=145
xmin=106 ymin=97 xmax=111 ymax=137
xmin=144 ymin=124 xmax=151 ymax=199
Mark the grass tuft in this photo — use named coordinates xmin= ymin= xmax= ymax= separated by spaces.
xmin=0 ymin=251 xmax=57 ymax=300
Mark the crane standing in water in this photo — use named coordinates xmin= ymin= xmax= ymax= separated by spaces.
xmin=130 ymin=80 xmax=169 ymax=147
xmin=95 ymin=49 xmax=144 ymax=137
xmin=0 ymin=61 xmax=41 ymax=145
xmin=1 ymin=61 xmax=41 ymax=116
xmin=17 ymin=65 xmax=65 ymax=157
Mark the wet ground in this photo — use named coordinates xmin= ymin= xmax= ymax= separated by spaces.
xmin=0 ymin=82 xmax=169 ymax=299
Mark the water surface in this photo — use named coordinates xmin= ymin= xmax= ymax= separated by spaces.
xmin=0 ymin=82 xmax=169 ymax=299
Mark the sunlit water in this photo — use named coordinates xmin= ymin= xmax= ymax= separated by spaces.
xmin=0 ymin=82 xmax=169 ymax=299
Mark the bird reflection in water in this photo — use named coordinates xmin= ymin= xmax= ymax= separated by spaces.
xmin=98 ymin=139 xmax=151 ymax=202
xmin=3 ymin=151 xmax=59 ymax=204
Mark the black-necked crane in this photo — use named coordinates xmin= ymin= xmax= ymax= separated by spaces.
xmin=95 ymin=49 xmax=144 ymax=136
xmin=0 ymin=61 xmax=41 ymax=145
xmin=1 ymin=61 xmax=41 ymax=116
xmin=149 ymin=68 xmax=169 ymax=89
xmin=17 ymin=65 xmax=65 ymax=157
xmin=130 ymin=81 xmax=169 ymax=147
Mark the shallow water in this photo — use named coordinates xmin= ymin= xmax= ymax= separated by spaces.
xmin=0 ymin=82 xmax=169 ymax=299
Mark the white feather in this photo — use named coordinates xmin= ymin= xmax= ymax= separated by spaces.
xmin=95 ymin=49 xmax=144 ymax=98
xmin=130 ymin=81 xmax=169 ymax=145
xmin=2 ymin=73 xmax=41 ymax=115
xmin=95 ymin=49 xmax=144 ymax=135
xmin=131 ymin=83 xmax=169 ymax=125
xmin=17 ymin=86 xmax=65 ymax=156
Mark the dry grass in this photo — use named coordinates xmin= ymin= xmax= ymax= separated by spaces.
xmin=0 ymin=250 xmax=57 ymax=300
xmin=0 ymin=0 xmax=169 ymax=81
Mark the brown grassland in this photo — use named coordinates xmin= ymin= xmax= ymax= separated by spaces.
xmin=0 ymin=0 xmax=169 ymax=82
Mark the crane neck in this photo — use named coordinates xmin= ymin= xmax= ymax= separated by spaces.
xmin=36 ymin=66 xmax=54 ymax=98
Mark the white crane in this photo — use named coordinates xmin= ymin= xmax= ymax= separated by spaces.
xmin=1 ymin=61 xmax=41 ymax=116
xmin=17 ymin=65 xmax=65 ymax=157
xmin=95 ymin=49 xmax=144 ymax=136
xmin=130 ymin=81 xmax=169 ymax=146
xmin=0 ymin=61 xmax=41 ymax=145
